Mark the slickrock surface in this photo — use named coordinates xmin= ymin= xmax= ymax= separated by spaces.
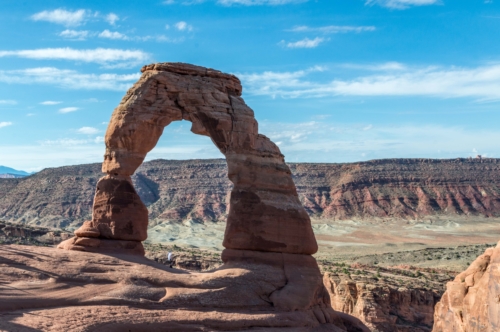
xmin=1 ymin=158 xmax=500 ymax=229
xmin=432 ymin=241 xmax=500 ymax=332
xmin=5 ymin=222 xmax=499 ymax=332
xmin=0 ymin=244 xmax=368 ymax=331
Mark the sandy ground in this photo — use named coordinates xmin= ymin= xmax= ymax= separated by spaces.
xmin=145 ymin=216 xmax=500 ymax=271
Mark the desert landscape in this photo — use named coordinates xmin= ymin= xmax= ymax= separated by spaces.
xmin=2 ymin=2 xmax=500 ymax=330
xmin=1 ymin=63 xmax=500 ymax=331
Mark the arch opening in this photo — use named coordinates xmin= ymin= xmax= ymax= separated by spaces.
xmin=145 ymin=120 xmax=225 ymax=161
xmin=59 ymin=62 xmax=318 ymax=256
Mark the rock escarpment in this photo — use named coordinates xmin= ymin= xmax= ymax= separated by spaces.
xmin=432 ymin=242 xmax=500 ymax=332
xmin=324 ymin=273 xmax=440 ymax=332
xmin=2 ymin=158 xmax=500 ymax=228
xmin=52 ymin=63 xmax=362 ymax=330
xmin=292 ymin=159 xmax=500 ymax=220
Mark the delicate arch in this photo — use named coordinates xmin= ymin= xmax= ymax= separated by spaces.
xmin=61 ymin=63 xmax=318 ymax=255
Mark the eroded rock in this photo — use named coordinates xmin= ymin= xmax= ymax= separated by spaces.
xmin=324 ymin=273 xmax=439 ymax=332
xmin=0 ymin=244 xmax=369 ymax=331
xmin=432 ymin=242 xmax=500 ymax=332
xmin=62 ymin=62 xmax=317 ymax=255
xmin=50 ymin=63 xmax=352 ymax=329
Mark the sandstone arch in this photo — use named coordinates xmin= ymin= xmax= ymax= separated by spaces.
xmin=59 ymin=62 xmax=318 ymax=256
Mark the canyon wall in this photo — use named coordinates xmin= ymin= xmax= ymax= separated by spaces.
xmin=0 ymin=157 xmax=499 ymax=228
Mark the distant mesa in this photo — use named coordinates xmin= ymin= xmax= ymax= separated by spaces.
xmin=1 ymin=157 xmax=499 ymax=228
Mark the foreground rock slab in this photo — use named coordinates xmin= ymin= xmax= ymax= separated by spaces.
xmin=433 ymin=241 xmax=500 ymax=332
xmin=0 ymin=245 xmax=368 ymax=331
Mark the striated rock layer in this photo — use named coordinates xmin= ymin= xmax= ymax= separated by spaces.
xmin=432 ymin=241 xmax=500 ymax=332
xmin=1 ymin=158 xmax=500 ymax=228
xmin=324 ymin=273 xmax=440 ymax=332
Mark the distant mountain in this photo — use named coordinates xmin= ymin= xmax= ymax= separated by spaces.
xmin=0 ymin=158 xmax=500 ymax=230
xmin=0 ymin=166 xmax=30 ymax=177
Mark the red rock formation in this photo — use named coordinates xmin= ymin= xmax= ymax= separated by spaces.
xmin=290 ymin=159 xmax=500 ymax=220
xmin=60 ymin=62 xmax=317 ymax=255
xmin=432 ymin=242 xmax=500 ymax=332
xmin=2 ymin=158 xmax=500 ymax=227
xmin=0 ymin=244 xmax=369 ymax=331
xmin=324 ymin=273 xmax=440 ymax=332
xmin=54 ymin=63 xmax=349 ymax=329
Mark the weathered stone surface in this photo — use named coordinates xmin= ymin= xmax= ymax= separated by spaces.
xmin=0 ymin=244 xmax=369 ymax=331
xmin=432 ymin=242 xmax=500 ymax=332
xmin=90 ymin=175 xmax=148 ymax=241
xmin=2 ymin=158 xmax=500 ymax=229
xmin=64 ymin=62 xmax=317 ymax=255
xmin=324 ymin=273 xmax=440 ymax=332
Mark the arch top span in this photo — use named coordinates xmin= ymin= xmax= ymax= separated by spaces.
xmin=61 ymin=62 xmax=318 ymax=256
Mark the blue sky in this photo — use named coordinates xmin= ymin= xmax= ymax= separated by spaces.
xmin=1 ymin=0 xmax=500 ymax=171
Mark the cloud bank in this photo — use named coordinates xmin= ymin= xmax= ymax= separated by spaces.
xmin=238 ymin=63 xmax=500 ymax=100
xmin=0 ymin=67 xmax=140 ymax=91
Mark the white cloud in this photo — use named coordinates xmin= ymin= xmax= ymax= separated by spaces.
xmin=237 ymin=63 xmax=500 ymax=100
xmin=105 ymin=13 xmax=119 ymax=25
xmin=0 ymin=48 xmax=150 ymax=68
xmin=0 ymin=100 xmax=17 ymax=105
xmin=59 ymin=29 xmax=90 ymax=40
xmin=31 ymin=9 xmax=89 ymax=27
xmin=165 ymin=0 xmax=306 ymax=4
xmin=289 ymin=25 xmax=376 ymax=34
xmin=0 ymin=67 xmax=140 ymax=91
xmin=77 ymin=126 xmax=99 ymax=134
xmin=341 ymin=62 xmax=407 ymax=71
xmin=175 ymin=21 xmax=193 ymax=31
xmin=59 ymin=107 xmax=79 ymax=114
xmin=218 ymin=0 xmax=307 ymax=5
xmin=280 ymin=37 xmax=326 ymax=48
xmin=366 ymin=0 xmax=440 ymax=10
xmin=98 ymin=30 xmax=129 ymax=40
xmin=258 ymin=121 xmax=500 ymax=163
xmin=0 ymin=122 xmax=12 ymax=128
xmin=27 ymin=113 xmax=35 ymax=117
xmin=40 ymin=101 xmax=62 ymax=105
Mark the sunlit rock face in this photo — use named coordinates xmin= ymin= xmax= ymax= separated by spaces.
xmin=59 ymin=62 xmax=317 ymax=255
xmin=432 ymin=242 xmax=500 ymax=332
xmin=50 ymin=63 xmax=369 ymax=331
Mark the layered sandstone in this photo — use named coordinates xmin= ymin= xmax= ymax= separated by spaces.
xmin=324 ymin=273 xmax=440 ymax=332
xmin=1 ymin=158 xmax=499 ymax=229
xmin=432 ymin=242 xmax=500 ymax=332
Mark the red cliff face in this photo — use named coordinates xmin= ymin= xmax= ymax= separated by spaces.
xmin=290 ymin=158 xmax=500 ymax=220
xmin=0 ymin=158 xmax=499 ymax=228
